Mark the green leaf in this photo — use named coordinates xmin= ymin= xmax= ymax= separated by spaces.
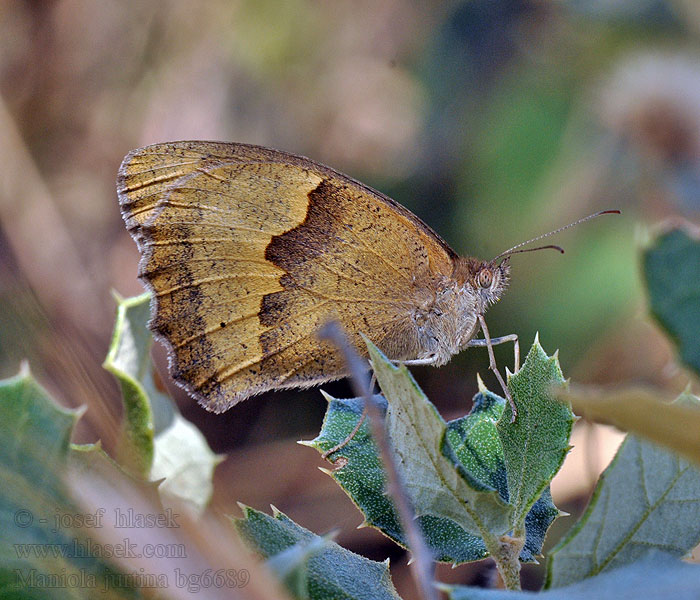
xmin=444 ymin=553 xmax=700 ymax=599
xmin=311 ymin=395 xmax=407 ymax=546
xmin=367 ymin=342 xmax=511 ymax=538
xmin=521 ymin=487 xmax=559 ymax=564
xmin=104 ymin=293 xmax=219 ymax=514
xmin=643 ymin=226 xmax=700 ymax=376
xmin=443 ymin=385 xmax=559 ymax=563
xmin=309 ymin=394 xmax=489 ymax=563
xmin=233 ymin=505 xmax=401 ymax=600
xmin=307 ymin=340 xmax=566 ymax=565
xmin=103 ymin=292 xmax=156 ymax=475
xmin=0 ymin=367 xmax=140 ymax=599
xmin=444 ymin=384 xmax=507 ymax=496
xmin=497 ymin=337 xmax=573 ymax=530
xmin=546 ymin=393 xmax=700 ymax=588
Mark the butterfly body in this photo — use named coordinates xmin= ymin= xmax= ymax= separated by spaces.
xmin=393 ymin=258 xmax=510 ymax=367
xmin=118 ymin=141 xmax=509 ymax=412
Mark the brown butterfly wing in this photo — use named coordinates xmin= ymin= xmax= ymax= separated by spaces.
xmin=118 ymin=141 xmax=457 ymax=412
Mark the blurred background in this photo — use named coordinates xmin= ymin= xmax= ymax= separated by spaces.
xmin=1 ymin=0 xmax=699 ymax=594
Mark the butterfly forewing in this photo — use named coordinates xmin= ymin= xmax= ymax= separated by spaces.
xmin=118 ymin=141 xmax=456 ymax=411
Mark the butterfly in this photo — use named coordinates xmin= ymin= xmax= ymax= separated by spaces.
xmin=118 ymin=141 xmax=617 ymax=416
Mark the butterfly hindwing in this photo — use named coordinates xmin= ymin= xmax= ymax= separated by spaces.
xmin=118 ymin=141 xmax=456 ymax=411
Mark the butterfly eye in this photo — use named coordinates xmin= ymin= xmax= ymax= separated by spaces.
xmin=478 ymin=269 xmax=493 ymax=288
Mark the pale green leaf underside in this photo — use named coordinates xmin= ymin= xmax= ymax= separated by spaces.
xmin=446 ymin=553 xmax=700 ymax=599
xmin=546 ymin=393 xmax=700 ymax=588
xmin=150 ymin=415 xmax=221 ymax=516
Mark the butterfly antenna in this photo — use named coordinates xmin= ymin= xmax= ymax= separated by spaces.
xmin=491 ymin=209 xmax=620 ymax=262
xmin=502 ymin=244 xmax=564 ymax=258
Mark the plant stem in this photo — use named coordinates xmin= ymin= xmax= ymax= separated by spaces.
xmin=482 ymin=531 xmax=524 ymax=591
xmin=319 ymin=322 xmax=437 ymax=600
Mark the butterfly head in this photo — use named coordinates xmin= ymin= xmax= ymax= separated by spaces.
xmin=453 ymin=257 xmax=510 ymax=313
xmin=475 ymin=259 xmax=511 ymax=311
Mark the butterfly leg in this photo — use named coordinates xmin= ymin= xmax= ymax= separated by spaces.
xmin=476 ymin=315 xmax=517 ymax=422
xmin=467 ymin=333 xmax=519 ymax=372
xmin=397 ymin=356 xmax=440 ymax=366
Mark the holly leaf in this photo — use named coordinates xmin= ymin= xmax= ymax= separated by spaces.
xmin=306 ymin=339 xmax=568 ymax=564
xmin=444 ymin=383 xmax=560 ymax=562
xmin=233 ymin=505 xmax=401 ymax=600
xmin=367 ymin=342 xmax=511 ymax=538
xmin=497 ymin=337 xmax=573 ymax=529
xmin=308 ymin=394 xmax=489 ymax=563
xmin=0 ymin=367 xmax=139 ymax=598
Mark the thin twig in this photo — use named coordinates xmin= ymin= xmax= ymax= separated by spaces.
xmin=318 ymin=322 xmax=437 ymax=600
